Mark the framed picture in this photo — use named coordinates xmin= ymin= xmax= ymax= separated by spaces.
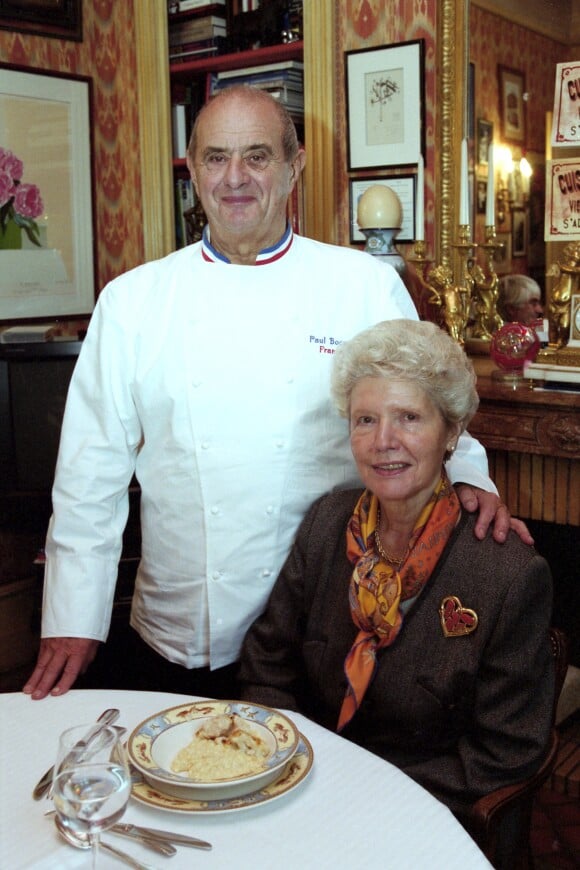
xmin=498 ymin=65 xmax=526 ymax=145
xmin=345 ymin=40 xmax=425 ymax=170
xmin=493 ymin=231 xmax=512 ymax=275
xmin=0 ymin=64 xmax=95 ymax=323
xmin=512 ymin=208 xmax=527 ymax=256
xmin=477 ymin=119 xmax=493 ymax=165
xmin=349 ymin=175 xmax=416 ymax=244
xmin=476 ymin=179 xmax=487 ymax=214
xmin=0 ymin=0 xmax=82 ymax=41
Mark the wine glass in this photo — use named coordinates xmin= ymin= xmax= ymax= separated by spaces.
xmin=52 ymin=724 xmax=131 ymax=868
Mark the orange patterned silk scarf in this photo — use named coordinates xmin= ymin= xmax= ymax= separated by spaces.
xmin=337 ymin=473 xmax=460 ymax=732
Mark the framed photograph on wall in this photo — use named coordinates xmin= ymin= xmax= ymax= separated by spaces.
xmin=0 ymin=0 xmax=82 ymax=41
xmin=345 ymin=40 xmax=425 ymax=170
xmin=349 ymin=175 xmax=416 ymax=244
xmin=477 ymin=119 xmax=493 ymax=165
xmin=0 ymin=64 xmax=95 ymax=322
xmin=512 ymin=208 xmax=527 ymax=256
xmin=493 ymin=231 xmax=512 ymax=275
xmin=476 ymin=179 xmax=487 ymax=214
xmin=498 ymin=65 xmax=526 ymax=145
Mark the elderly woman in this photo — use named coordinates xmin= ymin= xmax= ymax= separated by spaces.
xmin=498 ymin=274 xmax=543 ymax=325
xmin=239 ymin=319 xmax=554 ymax=823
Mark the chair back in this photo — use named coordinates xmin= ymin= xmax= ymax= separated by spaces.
xmin=467 ymin=626 xmax=569 ymax=870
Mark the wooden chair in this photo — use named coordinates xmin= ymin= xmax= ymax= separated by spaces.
xmin=466 ymin=627 xmax=569 ymax=869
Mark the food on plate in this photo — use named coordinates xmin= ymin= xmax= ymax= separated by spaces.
xmin=171 ymin=714 xmax=271 ymax=780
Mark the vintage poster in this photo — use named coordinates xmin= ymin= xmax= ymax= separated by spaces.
xmin=551 ymin=61 xmax=580 ymax=146
xmin=545 ymin=157 xmax=580 ymax=240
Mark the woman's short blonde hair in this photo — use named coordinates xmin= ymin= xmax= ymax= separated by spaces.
xmin=331 ymin=318 xmax=479 ymax=430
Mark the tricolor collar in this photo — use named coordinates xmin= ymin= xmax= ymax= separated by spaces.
xmin=201 ymin=223 xmax=294 ymax=264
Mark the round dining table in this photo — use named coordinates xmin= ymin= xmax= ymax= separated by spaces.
xmin=0 ymin=689 xmax=491 ymax=869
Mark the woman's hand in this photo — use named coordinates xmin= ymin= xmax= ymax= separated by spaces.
xmin=454 ymin=484 xmax=534 ymax=545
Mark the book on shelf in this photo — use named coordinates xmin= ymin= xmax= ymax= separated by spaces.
xmin=169 ymin=0 xmax=226 ymax=13
xmin=172 ymin=104 xmax=189 ymax=158
xmin=216 ymin=60 xmax=303 ymax=80
xmin=169 ymin=35 xmax=228 ymax=61
xmin=211 ymin=74 xmax=302 ymax=93
xmin=169 ymin=14 xmax=226 ymax=45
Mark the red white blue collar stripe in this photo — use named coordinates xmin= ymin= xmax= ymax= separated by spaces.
xmin=201 ymin=223 xmax=294 ymax=264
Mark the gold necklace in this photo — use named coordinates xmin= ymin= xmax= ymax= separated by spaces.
xmin=374 ymin=509 xmax=407 ymax=567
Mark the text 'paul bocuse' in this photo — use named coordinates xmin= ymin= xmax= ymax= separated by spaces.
xmin=310 ymin=335 xmax=343 ymax=354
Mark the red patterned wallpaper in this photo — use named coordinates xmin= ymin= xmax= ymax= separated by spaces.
xmin=470 ymin=6 xmax=564 ymax=156
xmin=0 ymin=0 xmax=144 ymax=309
xmin=336 ymin=1 xmax=437 ymax=255
xmin=470 ymin=5 xmax=566 ymax=276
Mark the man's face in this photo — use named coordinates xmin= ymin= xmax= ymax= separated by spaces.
xmin=187 ymin=94 xmax=304 ymax=253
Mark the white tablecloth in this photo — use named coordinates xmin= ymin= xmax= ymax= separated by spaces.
xmin=0 ymin=690 xmax=491 ymax=869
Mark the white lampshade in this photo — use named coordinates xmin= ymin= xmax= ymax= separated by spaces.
xmin=357 ymin=184 xmax=402 ymax=229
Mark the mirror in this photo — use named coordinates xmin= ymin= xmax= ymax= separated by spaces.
xmin=463 ymin=1 xmax=579 ymax=290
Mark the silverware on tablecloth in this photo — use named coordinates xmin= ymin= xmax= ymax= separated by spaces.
xmin=45 ymin=809 xmax=212 ymax=851
xmin=32 ymin=708 xmax=120 ymax=800
xmin=113 ymin=823 xmax=212 ymax=850
xmin=109 ymin=826 xmax=176 ymax=856
xmin=55 ymin=815 xmax=157 ymax=870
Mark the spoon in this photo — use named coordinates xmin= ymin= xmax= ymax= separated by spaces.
xmin=54 ymin=816 xmax=159 ymax=870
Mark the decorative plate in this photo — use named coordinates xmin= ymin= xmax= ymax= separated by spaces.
xmin=127 ymin=700 xmax=300 ymax=800
xmin=129 ymin=733 xmax=313 ymax=814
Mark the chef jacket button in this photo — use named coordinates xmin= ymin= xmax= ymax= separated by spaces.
xmin=212 ymin=571 xmax=220 ymax=581
xmin=216 ymin=618 xmax=223 ymax=626
xmin=192 ymin=380 xmax=202 ymax=388
xmin=262 ymin=569 xmax=272 ymax=578
xmin=287 ymin=376 xmax=294 ymax=384
xmin=276 ymin=439 xmax=284 ymax=448
xmin=266 ymin=505 xmax=274 ymax=515
xmin=201 ymin=441 xmax=210 ymax=450
xmin=210 ymin=506 xmax=219 ymax=515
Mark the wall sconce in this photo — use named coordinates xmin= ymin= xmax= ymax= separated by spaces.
xmin=495 ymin=146 xmax=533 ymax=224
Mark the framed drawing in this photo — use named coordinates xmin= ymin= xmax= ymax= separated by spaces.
xmin=0 ymin=0 xmax=82 ymax=41
xmin=477 ymin=119 xmax=493 ymax=165
xmin=345 ymin=40 xmax=425 ymax=170
xmin=512 ymin=208 xmax=527 ymax=256
xmin=498 ymin=65 xmax=526 ymax=145
xmin=493 ymin=231 xmax=512 ymax=275
xmin=349 ymin=175 xmax=416 ymax=244
xmin=0 ymin=64 xmax=95 ymax=323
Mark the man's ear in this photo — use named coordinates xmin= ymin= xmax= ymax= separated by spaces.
xmin=289 ymin=148 xmax=306 ymax=186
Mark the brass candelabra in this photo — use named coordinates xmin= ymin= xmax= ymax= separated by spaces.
xmin=410 ymin=224 xmax=504 ymax=345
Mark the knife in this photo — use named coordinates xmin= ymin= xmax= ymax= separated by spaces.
xmin=32 ymin=708 xmax=120 ymax=800
xmin=113 ymin=823 xmax=212 ymax=850
xmin=109 ymin=827 xmax=177 ymax=856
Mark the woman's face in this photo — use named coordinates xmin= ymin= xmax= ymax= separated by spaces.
xmin=349 ymin=376 xmax=460 ymax=517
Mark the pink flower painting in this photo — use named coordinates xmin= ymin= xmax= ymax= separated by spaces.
xmin=0 ymin=147 xmax=44 ymax=246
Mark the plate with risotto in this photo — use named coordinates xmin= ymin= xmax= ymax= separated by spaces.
xmin=130 ymin=733 xmax=314 ymax=814
xmin=127 ymin=700 xmax=300 ymax=800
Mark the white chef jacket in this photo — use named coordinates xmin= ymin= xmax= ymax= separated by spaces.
xmin=42 ymin=230 xmax=495 ymax=669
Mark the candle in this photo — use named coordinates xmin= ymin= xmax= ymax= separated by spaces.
xmin=486 ymin=143 xmax=495 ymax=226
xmin=459 ymin=138 xmax=470 ymax=227
xmin=415 ymin=154 xmax=424 ymax=241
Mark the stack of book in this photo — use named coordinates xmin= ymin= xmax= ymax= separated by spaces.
xmin=168 ymin=3 xmax=228 ymax=62
xmin=209 ymin=60 xmax=304 ymax=120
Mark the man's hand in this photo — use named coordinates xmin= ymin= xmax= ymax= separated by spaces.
xmin=455 ymin=484 xmax=534 ymax=545
xmin=22 ymin=637 xmax=100 ymax=700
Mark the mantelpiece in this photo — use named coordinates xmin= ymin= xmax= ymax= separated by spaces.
xmin=469 ymin=357 xmax=580 ymax=526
